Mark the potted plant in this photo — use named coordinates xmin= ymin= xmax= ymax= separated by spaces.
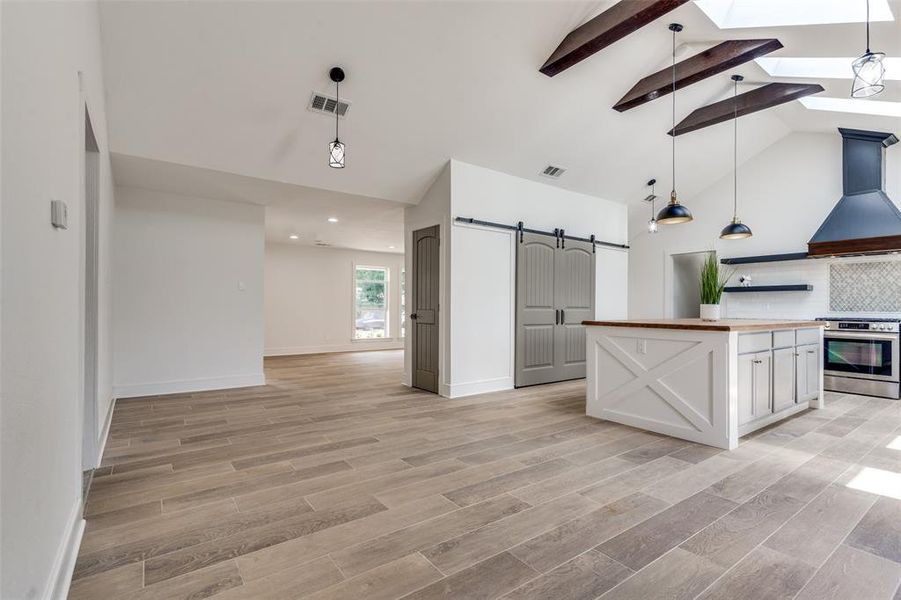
xmin=699 ymin=253 xmax=732 ymax=321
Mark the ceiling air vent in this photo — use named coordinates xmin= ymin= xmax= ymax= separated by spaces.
xmin=540 ymin=165 xmax=566 ymax=179
xmin=309 ymin=92 xmax=351 ymax=118
xmin=314 ymin=240 xmax=331 ymax=247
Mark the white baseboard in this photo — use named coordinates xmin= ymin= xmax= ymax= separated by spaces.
xmin=113 ymin=373 xmax=265 ymax=398
xmin=446 ymin=377 xmax=514 ymax=398
xmin=44 ymin=501 xmax=85 ymax=600
xmin=265 ymin=342 xmax=403 ymax=356
xmin=95 ymin=396 xmax=116 ymax=465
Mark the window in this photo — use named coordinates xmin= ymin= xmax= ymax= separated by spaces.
xmin=354 ymin=266 xmax=388 ymax=339
xmin=400 ymin=268 xmax=406 ymax=338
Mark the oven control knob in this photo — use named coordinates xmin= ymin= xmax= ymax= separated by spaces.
xmin=824 ymin=323 xmax=830 ymax=328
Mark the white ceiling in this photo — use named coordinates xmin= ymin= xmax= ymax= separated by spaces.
xmin=112 ymin=153 xmax=405 ymax=252
xmin=98 ymin=1 xmax=901 ymax=250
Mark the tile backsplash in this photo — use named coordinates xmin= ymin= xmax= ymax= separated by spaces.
xmin=830 ymin=261 xmax=901 ymax=312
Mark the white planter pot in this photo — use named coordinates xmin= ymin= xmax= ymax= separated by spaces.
xmin=700 ymin=304 xmax=721 ymax=321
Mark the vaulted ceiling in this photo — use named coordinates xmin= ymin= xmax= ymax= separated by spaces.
xmin=99 ymin=1 xmax=900 ymax=225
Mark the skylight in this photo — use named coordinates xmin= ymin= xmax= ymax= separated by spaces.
xmin=695 ymin=0 xmax=894 ymax=29
xmin=756 ymin=57 xmax=901 ymax=80
xmin=800 ymin=96 xmax=901 ymax=118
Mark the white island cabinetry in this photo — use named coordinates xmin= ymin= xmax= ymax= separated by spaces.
xmin=584 ymin=319 xmax=825 ymax=450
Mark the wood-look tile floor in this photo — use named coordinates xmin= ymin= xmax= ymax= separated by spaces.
xmin=71 ymin=350 xmax=901 ymax=599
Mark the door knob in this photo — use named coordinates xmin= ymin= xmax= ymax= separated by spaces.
xmin=410 ymin=314 xmax=418 ymax=320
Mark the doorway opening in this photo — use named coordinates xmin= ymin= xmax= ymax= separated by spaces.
xmin=671 ymin=251 xmax=712 ymax=319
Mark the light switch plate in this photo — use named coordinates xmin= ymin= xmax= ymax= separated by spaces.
xmin=51 ymin=199 xmax=68 ymax=229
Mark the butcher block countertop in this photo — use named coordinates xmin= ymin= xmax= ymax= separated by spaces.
xmin=581 ymin=318 xmax=825 ymax=332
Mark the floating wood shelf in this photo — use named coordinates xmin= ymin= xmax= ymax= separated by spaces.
xmin=724 ymin=285 xmax=813 ymax=293
xmin=720 ymin=252 xmax=810 ymax=265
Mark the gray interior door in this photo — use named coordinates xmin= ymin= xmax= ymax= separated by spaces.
xmin=411 ymin=225 xmax=440 ymax=393
xmin=515 ymin=234 xmax=595 ymax=387
xmin=556 ymin=240 xmax=595 ymax=381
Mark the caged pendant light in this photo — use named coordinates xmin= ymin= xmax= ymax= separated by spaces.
xmin=328 ymin=67 xmax=346 ymax=168
xmin=720 ymin=75 xmax=753 ymax=240
xmin=644 ymin=179 xmax=659 ymax=233
xmin=851 ymin=0 xmax=885 ymax=98
xmin=657 ymin=23 xmax=693 ymax=225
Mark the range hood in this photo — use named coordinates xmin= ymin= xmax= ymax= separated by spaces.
xmin=808 ymin=128 xmax=901 ymax=257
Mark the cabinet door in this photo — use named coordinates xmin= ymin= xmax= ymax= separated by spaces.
xmin=738 ymin=353 xmax=756 ymax=426
xmin=795 ymin=347 xmax=808 ymax=404
xmin=754 ymin=352 xmax=773 ymax=418
xmin=803 ymin=344 xmax=820 ymax=401
xmin=772 ymin=347 xmax=796 ymax=412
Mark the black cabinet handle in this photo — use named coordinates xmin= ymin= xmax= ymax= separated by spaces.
xmin=410 ymin=314 xmax=418 ymax=320
xmin=561 ymin=309 xmax=565 ymax=324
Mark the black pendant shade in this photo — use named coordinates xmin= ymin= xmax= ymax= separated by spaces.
xmin=720 ymin=219 xmax=753 ymax=239
xmin=660 ymin=23 xmax=692 ymax=226
xmin=657 ymin=192 xmax=693 ymax=224
xmin=720 ymin=74 xmax=752 ymax=239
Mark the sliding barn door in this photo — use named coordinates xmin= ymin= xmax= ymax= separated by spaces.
xmin=516 ymin=233 xmax=559 ymax=386
xmin=411 ymin=225 xmax=440 ymax=393
xmin=515 ymin=234 xmax=595 ymax=387
xmin=555 ymin=240 xmax=595 ymax=381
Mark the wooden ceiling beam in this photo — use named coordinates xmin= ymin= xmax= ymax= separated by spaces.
xmin=613 ymin=39 xmax=783 ymax=112
xmin=540 ymin=0 xmax=689 ymax=77
xmin=668 ymin=82 xmax=824 ymax=136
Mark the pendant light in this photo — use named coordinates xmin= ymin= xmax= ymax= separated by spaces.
xmin=720 ymin=75 xmax=753 ymax=240
xmin=644 ymin=179 xmax=659 ymax=233
xmin=328 ymin=67 xmax=346 ymax=168
xmin=657 ymin=23 xmax=693 ymax=225
xmin=851 ymin=0 xmax=885 ymax=98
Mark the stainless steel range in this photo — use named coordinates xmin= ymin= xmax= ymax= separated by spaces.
xmin=817 ymin=318 xmax=900 ymax=399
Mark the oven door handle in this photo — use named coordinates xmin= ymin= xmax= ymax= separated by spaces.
xmin=825 ymin=332 xmax=900 ymax=341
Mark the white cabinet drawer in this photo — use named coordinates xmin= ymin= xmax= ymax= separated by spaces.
xmin=739 ymin=332 xmax=771 ymax=354
xmin=772 ymin=330 xmax=795 ymax=349
xmin=796 ymin=328 xmax=821 ymax=346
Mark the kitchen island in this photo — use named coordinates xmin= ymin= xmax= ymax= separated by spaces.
xmin=583 ymin=319 xmax=825 ymax=450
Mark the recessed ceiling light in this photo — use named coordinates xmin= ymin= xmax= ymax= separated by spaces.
xmin=388 ymin=245 xmax=396 ymax=249
xmin=696 ymin=0 xmax=894 ymax=29
xmin=756 ymin=57 xmax=901 ymax=80
xmin=327 ymin=217 xmax=339 ymax=223
xmin=799 ymin=96 xmax=901 ymax=118
xmin=289 ymin=234 xmax=299 ymax=240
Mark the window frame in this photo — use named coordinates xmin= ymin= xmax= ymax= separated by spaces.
xmin=352 ymin=264 xmax=391 ymax=342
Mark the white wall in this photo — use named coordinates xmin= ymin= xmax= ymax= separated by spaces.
xmin=265 ymin=243 xmax=405 ymax=356
xmin=628 ymin=132 xmax=901 ymax=320
xmin=1 ymin=2 xmax=115 ymax=598
xmin=113 ymin=186 xmax=265 ymax=397
xmin=448 ymin=160 xmax=629 ymax=397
